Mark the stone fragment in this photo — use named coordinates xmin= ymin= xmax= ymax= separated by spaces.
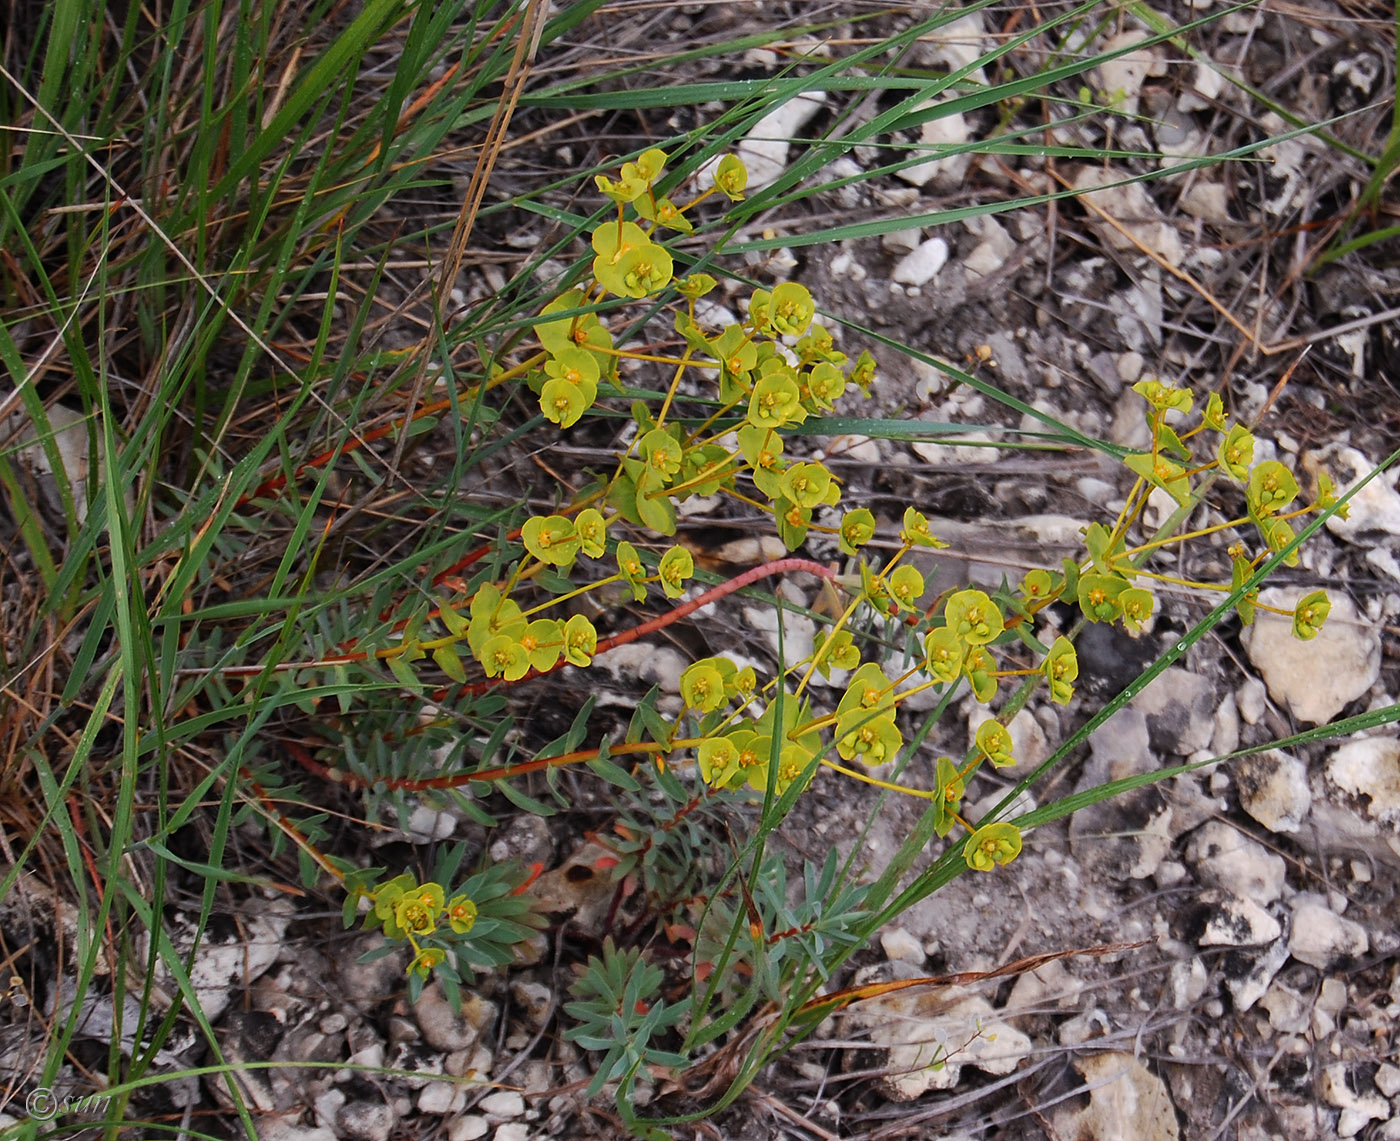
xmin=1072 ymin=708 xmax=1172 ymax=880
xmin=480 ymin=1090 xmax=526 ymax=1120
xmin=892 ymin=237 xmax=949 ymax=286
xmin=1305 ymin=445 xmax=1400 ymax=543
xmin=314 ymin=1089 xmax=346 ymax=1132
xmin=335 ymin=1102 xmax=395 ymax=1141
xmin=1374 ymin=1063 xmax=1400 ymax=1098
xmin=1071 ymin=794 xmax=1173 ymax=882
xmin=1212 ymin=693 xmax=1240 ymax=755
xmin=1088 ymin=707 xmax=1153 ymax=774
xmin=707 ymin=91 xmax=827 ymax=191
xmin=386 ymin=1040 xmax=444 ymax=1088
xmin=842 ymin=992 xmax=1031 ymax=1099
xmin=338 ymin=935 xmax=411 ymax=1007
xmin=911 ymin=429 xmax=1002 ymax=466
xmin=1094 ymin=31 xmax=1168 ymax=116
xmin=509 ymin=981 xmax=553 ymax=1028
xmin=1234 ymin=750 xmax=1311 ymax=833
xmin=962 ymin=214 xmax=1016 ymax=279
xmin=1236 ymin=677 xmax=1267 ymax=724
xmin=259 ymin=1117 xmax=339 ymax=1141
xmin=1241 ymin=588 xmax=1380 ymax=725
xmin=1131 ymin=667 xmax=1216 ymax=755
xmin=1184 ymin=821 xmax=1286 ymax=905
xmin=1326 ymin=737 xmax=1400 ymax=827
xmin=1223 ymin=933 xmax=1290 ymax=1013
xmin=895 ymin=111 xmax=971 ymax=188
xmin=154 ymin=909 xmax=288 ymax=1022
xmin=493 ymin=1125 xmax=530 ymax=1141
xmin=879 ymin=927 xmax=925 ymax=965
xmin=1167 ymin=957 xmax=1207 ymax=1011
xmin=1 ymin=398 xmax=108 ymax=524
xmin=1006 ymin=959 xmax=1083 ymax=1017
xmin=881 ymin=226 xmax=923 ymax=255
xmin=418 ymin=1081 xmax=465 ymax=1114
xmin=1179 ymin=60 xmax=1224 ymax=113
xmin=1053 ymin=1052 xmax=1179 ymax=1141
xmin=1073 ymin=165 xmax=1184 ymax=267
xmin=1193 ymin=889 xmax=1281 ymax=947
xmin=1058 ymin=1008 xmax=1110 ymax=1047
xmin=1322 ymin=1064 xmax=1390 ymax=1137
xmin=405 ymin=803 xmax=456 ymax=844
xmin=448 ymin=1119 xmax=489 ymax=1141
xmin=593 ymin=642 xmax=688 ymax=695
xmin=1289 ymin=898 xmax=1369 ymax=968
xmin=1260 ymin=981 xmax=1311 ymax=1034
xmin=741 ymin=603 xmax=815 ymax=665
xmin=414 ymin=985 xmax=498 ymax=1054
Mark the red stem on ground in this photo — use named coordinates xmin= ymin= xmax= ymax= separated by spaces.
xmin=288 ymin=557 xmax=838 ymax=792
xmin=451 ymin=556 xmax=837 ymax=696
xmin=234 ymin=395 xmax=455 ymax=510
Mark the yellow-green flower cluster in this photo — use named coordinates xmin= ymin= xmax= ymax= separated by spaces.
xmin=368 ymin=874 xmax=479 ymax=977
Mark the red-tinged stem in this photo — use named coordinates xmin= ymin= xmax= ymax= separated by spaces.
xmin=215 ymin=529 xmax=524 ymax=678
xmin=241 ymin=760 xmax=344 ymax=883
xmin=294 ymin=738 xmax=669 ymax=793
xmin=284 ymin=558 xmax=839 ymax=790
xmin=235 ymin=395 xmax=456 ymax=510
xmin=448 ymin=557 xmax=838 ymax=698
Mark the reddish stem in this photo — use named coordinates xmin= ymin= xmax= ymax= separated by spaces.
xmin=450 ymin=556 xmax=837 ymax=697
xmin=290 ymin=557 xmax=838 ymax=791
xmin=235 ymin=396 xmax=455 ymax=510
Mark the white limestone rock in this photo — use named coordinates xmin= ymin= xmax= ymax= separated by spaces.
xmin=1241 ymin=587 xmax=1380 ymax=725
xmin=594 ymin=641 xmax=688 ymax=696
xmin=892 ymin=236 xmax=949 ymax=286
xmin=1094 ymin=31 xmax=1168 ymax=116
xmin=1131 ymin=667 xmax=1216 ymax=756
xmin=335 ymin=1102 xmax=395 ymax=1141
xmin=1185 ymin=821 xmax=1286 ymax=905
xmin=1224 ymin=933 xmax=1290 ymax=1013
xmin=1236 ymin=676 xmax=1268 ymax=725
xmin=448 ymin=1119 xmax=489 ymax=1141
xmin=418 ymin=1082 xmax=466 ymax=1115
xmin=414 ymin=985 xmax=497 ymax=1054
xmin=880 ymin=927 xmax=926 ymax=965
xmin=1234 ymin=750 xmax=1311 ymax=834
xmin=842 ymin=991 xmax=1031 ymax=1099
xmin=703 ymin=91 xmax=828 ymax=192
xmin=149 ymin=907 xmax=289 ymax=1022
xmin=895 ymin=109 xmax=972 ymax=188
xmin=962 ymin=214 xmax=1016 ymax=279
xmin=479 ymin=1090 xmax=526 ymax=1121
xmin=1304 ymin=445 xmax=1400 ymax=543
xmin=1194 ymin=890 xmax=1281 ymax=948
xmin=1322 ymin=1063 xmax=1390 ymax=1138
xmin=1260 ymin=980 xmax=1311 ymax=1034
xmin=1072 ymin=165 xmax=1184 ymax=267
xmin=1288 ymin=897 xmax=1369 ymax=968
xmin=1326 ymin=737 xmax=1400 ymax=828
xmin=1052 ymin=1053 xmax=1180 ymax=1141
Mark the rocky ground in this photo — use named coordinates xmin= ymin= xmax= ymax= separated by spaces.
xmin=3 ymin=1 xmax=1399 ymax=1138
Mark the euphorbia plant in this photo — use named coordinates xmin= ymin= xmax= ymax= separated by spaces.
xmin=290 ymin=148 xmax=1341 ymax=1121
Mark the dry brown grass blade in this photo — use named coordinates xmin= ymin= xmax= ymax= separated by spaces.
xmin=386 ymin=0 xmax=550 ymax=485
xmin=797 ymin=939 xmax=1156 ymax=1019
xmin=1054 ymin=166 xmax=1268 ymax=355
